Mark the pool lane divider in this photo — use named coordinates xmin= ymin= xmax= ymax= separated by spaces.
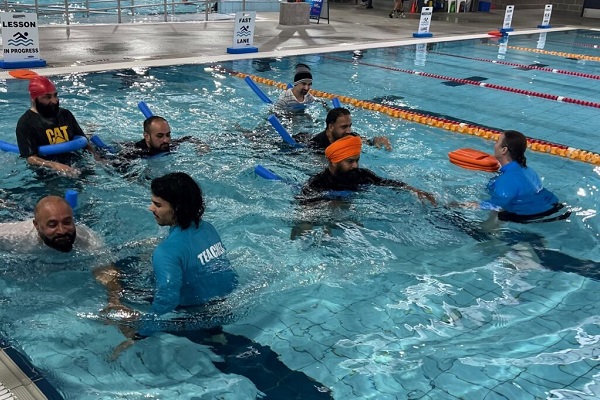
xmin=483 ymin=43 xmax=600 ymax=62
xmin=430 ymin=51 xmax=600 ymax=81
xmin=230 ymin=72 xmax=600 ymax=165
xmin=325 ymin=55 xmax=600 ymax=110
xmin=544 ymin=40 xmax=600 ymax=49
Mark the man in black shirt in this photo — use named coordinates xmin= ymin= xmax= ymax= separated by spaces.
xmin=294 ymin=108 xmax=392 ymax=151
xmin=16 ymin=76 xmax=95 ymax=176
xmin=120 ymin=116 xmax=208 ymax=159
xmin=302 ymin=135 xmax=435 ymax=204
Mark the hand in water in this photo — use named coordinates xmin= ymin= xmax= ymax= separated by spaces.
xmin=372 ymin=136 xmax=392 ymax=151
xmin=416 ymin=190 xmax=437 ymax=206
xmin=54 ymin=163 xmax=81 ymax=178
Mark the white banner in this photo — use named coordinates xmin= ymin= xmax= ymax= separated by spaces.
xmin=1 ymin=12 xmax=42 ymax=63
xmin=417 ymin=7 xmax=433 ymax=34
xmin=502 ymin=5 xmax=514 ymax=30
xmin=540 ymin=4 xmax=552 ymax=27
xmin=231 ymin=11 xmax=256 ymax=49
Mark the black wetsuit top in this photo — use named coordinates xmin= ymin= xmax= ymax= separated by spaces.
xmin=302 ymin=168 xmax=406 ymax=198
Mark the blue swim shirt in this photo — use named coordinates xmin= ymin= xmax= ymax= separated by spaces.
xmin=481 ymin=161 xmax=558 ymax=216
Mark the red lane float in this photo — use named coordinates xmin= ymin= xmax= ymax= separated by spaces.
xmin=429 ymin=51 xmax=600 ymax=80
xmin=448 ymin=148 xmax=500 ymax=172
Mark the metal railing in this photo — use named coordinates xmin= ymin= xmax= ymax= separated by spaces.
xmin=2 ymin=0 xmax=216 ymax=24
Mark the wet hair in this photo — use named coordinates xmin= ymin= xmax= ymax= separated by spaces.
xmin=143 ymin=115 xmax=168 ymax=134
xmin=151 ymin=172 xmax=205 ymax=229
xmin=502 ymin=130 xmax=528 ymax=167
xmin=326 ymin=108 xmax=351 ymax=128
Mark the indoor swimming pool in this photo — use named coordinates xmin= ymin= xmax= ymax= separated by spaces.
xmin=0 ymin=29 xmax=599 ymax=399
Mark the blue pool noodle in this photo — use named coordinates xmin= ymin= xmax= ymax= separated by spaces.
xmin=0 ymin=140 xmax=19 ymax=154
xmin=255 ymin=165 xmax=283 ymax=181
xmin=332 ymin=98 xmax=342 ymax=108
xmin=244 ymin=76 xmax=273 ymax=104
xmin=138 ymin=101 xmax=154 ymax=118
xmin=267 ymin=115 xmax=300 ymax=147
xmin=65 ymin=189 xmax=78 ymax=209
xmin=38 ymin=136 xmax=89 ymax=156
xmin=2 ymin=136 xmax=110 ymax=155
xmin=90 ymin=134 xmax=116 ymax=153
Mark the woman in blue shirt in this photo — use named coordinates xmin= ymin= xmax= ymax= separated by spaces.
xmin=480 ymin=130 xmax=566 ymax=222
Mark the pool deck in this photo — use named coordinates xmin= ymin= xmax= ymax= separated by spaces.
xmin=2 ymin=4 xmax=600 ymax=76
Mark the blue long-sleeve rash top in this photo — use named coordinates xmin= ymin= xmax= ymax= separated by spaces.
xmin=480 ymin=161 xmax=558 ymax=216
xmin=139 ymin=221 xmax=237 ymax=336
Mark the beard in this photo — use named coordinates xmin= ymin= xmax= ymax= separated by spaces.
xmin=35 ymin=98 xmax=60 ymax=119
xmin=40 ymin=231 xmax=77 ymax=253
xmin=334 ymin=167 xmax=360 ymax=180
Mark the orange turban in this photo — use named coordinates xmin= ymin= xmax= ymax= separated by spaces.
xmin=29 ymin=76 xmax=56 ymax=100
xmin=325 ymin=135 xmax=362 ymax=163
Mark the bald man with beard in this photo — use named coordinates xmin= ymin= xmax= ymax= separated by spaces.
xmin=0 ymin=196 xmax=102 ymax=253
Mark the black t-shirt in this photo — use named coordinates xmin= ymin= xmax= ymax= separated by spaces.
xmin=302 ymin=168 xmax=406 ymax=197
xmin=309 ymin=130 xmax=332 ymax=150
xmin=292 ymin=130 xmax=331 ymax=151
xmin=16 ymin=108 xmax=85 ymax=158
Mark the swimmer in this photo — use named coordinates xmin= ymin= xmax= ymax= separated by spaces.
xmin=16 ymin=76 xmax=98 ymax=176
xmin=0 ymin=195 xmax=102 ymax=253
xmin=120 ymin=116 xmax=209 ymax=159
xmin=461 ymin=130 xmax=568 ymax=223
xmin=301 ymin=135 xmax=435 ymax=204
xmin=294 ymin=107 xmax=392 ymax=151
xmin=103 ymin=172 xmax=237 ymax=351
xmin=274 ymin=64 xmax=327 ymax=113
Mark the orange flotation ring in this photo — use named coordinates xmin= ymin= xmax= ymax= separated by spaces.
xmin=448 ymin=148 xmax=500 ymax=172
xmin=8 ymin=69 xmax=39 ymax=80
xmin=487 ymin=30 xmax=503 ymax=37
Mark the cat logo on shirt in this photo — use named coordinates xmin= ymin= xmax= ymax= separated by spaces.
xmin=45 ymin=126 xmax=70 ymax=144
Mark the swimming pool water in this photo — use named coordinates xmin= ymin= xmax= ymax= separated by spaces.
xmin=0 ymin=30 xmax=599 ymax=399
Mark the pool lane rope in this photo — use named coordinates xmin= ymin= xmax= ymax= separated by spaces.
xmin=229 ymin=71 xmax=600 ymax=166
xmin=325 ymin=55 xmax=600 ymax=110
xmin=430 ymin=51 xmax=600 ymax=81
xmin=483 ymin=43 xmax=600 ymax=63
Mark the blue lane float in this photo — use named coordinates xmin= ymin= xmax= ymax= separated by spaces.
xmin=244 ymin=76 xmax=273 ymax=104
xmin=267 ymin=115 xmax=302 ymax=147
xmin=138 ymin=101 xmax=154 ymax=118
xmin=332 ymin=98 xmax=342 ymax=108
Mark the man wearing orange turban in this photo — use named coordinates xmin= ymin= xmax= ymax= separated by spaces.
xmin=302 ymin=135 xmax=436 ymax=205
xmin=16 ymin=75 xmax=93 ymax=176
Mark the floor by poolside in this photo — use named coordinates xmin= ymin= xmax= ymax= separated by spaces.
xmin=1 ymin=3 xmax=599 ymax=77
